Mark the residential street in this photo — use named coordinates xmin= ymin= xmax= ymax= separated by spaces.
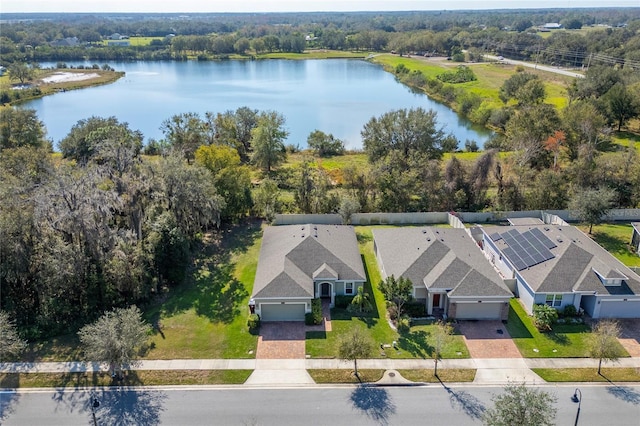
xmin=3 ymin=384 xmax=639 ymax=425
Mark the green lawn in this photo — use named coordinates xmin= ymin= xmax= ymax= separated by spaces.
xmin=505 ymin=299 xmax=627 ymax=358
xmin=533 ymin=368 xmax=640 ymax=382
xmin=306 ymin=227 xmax=469 ymax=360
xmin=144 ymin=220 xmax=262 ymax=359
xmin=576 ymin=223 xmax=640 ymax=267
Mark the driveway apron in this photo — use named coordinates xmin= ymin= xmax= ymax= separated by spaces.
xmin=457 ymin=320 xmax=522 ymax=358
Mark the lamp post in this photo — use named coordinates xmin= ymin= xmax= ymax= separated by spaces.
xmin=90 ymin=392 xmax=100 ymax=426
xmin=572 ymin=388 xmax=582 ymax=426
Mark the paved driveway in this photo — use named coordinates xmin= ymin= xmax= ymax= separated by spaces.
xmin=256 ymin=322 xmax=306 ymax=359
xmin=457 ymin=320 xmax=522 ymax=358
xmin=617 ymin=319 xmax=640 ymax=357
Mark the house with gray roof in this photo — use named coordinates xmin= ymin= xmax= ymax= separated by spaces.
xmin=632 ymin=223 xmax=640 ymax=254
xmin=251 ymin=224 xmax=366 ymax=321
xmin=373 ymin=228 xmax=512 ymax=320
xmin=481 ymin=225 xmax=640 ymax=318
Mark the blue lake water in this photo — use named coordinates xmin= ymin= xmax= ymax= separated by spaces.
xmin=25 ymin=60 xmax=492 ymax=150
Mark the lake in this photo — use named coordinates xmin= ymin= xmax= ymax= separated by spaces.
xmin=25 ymin=60 xmax=493 ymax=150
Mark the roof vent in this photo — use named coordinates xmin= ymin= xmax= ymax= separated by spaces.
xmin=556 ymin=236 xmax=563 ymax=243
xmin=422 ymin=230 xmax=427 ymax=234
xmin=313 ymin=226 xmax=318 ymax=230
xmin=544 ymin=227 xmax=550 ymax=231
xmin=427 ymin=238 xmax=431 ymax=242
xmin=301 ymin=234 xmax=305 ymax=238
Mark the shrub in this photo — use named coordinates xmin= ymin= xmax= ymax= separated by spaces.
xmin=397 ymin=317 xmax=411 ymax=333
xmin=335 ymin=295 xmax=354 ymax=309
xmin=247 ymin=314 xmax=261 ymax=334
xmin=533 ymin=304 xmax=558 ymax=331
xmin=404 ymin=301 xmax=426 ymax=318
xmin=387 ymin=302 xmax=399 ymax=321
xmin=305 ymin=298 xmax=323 ymax=325
xmin=562 ymin=304 xmax=578 ymax=318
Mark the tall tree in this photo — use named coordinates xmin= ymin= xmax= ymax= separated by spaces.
xmin=379 ymin=275 xmax=413 ymax=320
xmin=602 ymin=83 xmax=640 ymax=132
xmin=195 ymin=144 xmax=252 ymax=222
xmin=0 ymin=108 xmax=48 ymax=150
xmin=59 ymin=116 xmax=142 ymax=165
xmin=253 ymin=178 xmax=280 ymax=221
xmin=483 ymin=382 xmax=557 ymax=426
xmin=250 ymin=111 xmax=288 ymax=173
xmin=8 ymin=62 xmax=34 ymax=84
xmin=160 ymin=112 xmax=207 ymax=163
xmin=0 ymin=311 xmax=27 ymax=360
xmin=338 ymin=327 xmax=374 ymax=379
xmin=505 ymin=104 xmax=560 ymax=168
xmin=207 ymin=106 xmax=258 ymax=162
xmin=569 ymin=187 xmax=614 ymax=233
xmin=361 ymin=107 xmax=446 ymax=162
xmin=78 ymin=306 xmax=150 ymax=379
xmin=589 ymin=320 xmax=623 ymax=375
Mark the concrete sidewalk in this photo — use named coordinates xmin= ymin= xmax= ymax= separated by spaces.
xmin=3 ymin=357 xmax=639 ymax=386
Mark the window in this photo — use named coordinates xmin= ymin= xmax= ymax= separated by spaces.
xmin=545 ymin=294 xmax=562 ymax=307
xmin=345 ymin=283 xmax=354 ymax=295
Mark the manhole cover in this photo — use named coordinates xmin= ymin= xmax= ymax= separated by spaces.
xmin=388 ymin=372 xmax=396 ymax=377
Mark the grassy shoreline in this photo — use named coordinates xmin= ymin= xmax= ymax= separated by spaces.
xmin=2 ymin=69 xmax=124 ymax=106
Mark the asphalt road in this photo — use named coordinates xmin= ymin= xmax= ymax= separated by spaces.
xmin=483 ymin=54 xmax=585 ymax=78
xmin=2 ymin=384 xmax=640 ymax=425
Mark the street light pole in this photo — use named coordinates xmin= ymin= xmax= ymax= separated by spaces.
xmin=572 ymin=388 xmax=582 ymax=426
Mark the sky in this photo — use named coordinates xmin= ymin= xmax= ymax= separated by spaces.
xmin=2 ymin=0 xmax=639 ymax=14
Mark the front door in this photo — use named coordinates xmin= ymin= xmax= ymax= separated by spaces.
xmin=320 ymin=282 xmax=331 ymax=298
xmin=433 ymin=293 xmax=441 ymax=308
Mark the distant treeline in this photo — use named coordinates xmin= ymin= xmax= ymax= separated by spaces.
xmin=1 ymin=9 xmax=639 ymax=68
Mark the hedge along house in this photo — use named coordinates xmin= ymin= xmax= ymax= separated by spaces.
xmin=373 ymin=228 xmax=512 ymax=320
xmin=251 ymin=224 xmax=366 ymax=322
xmin=481 ymin=224 xmax=640 ymax=319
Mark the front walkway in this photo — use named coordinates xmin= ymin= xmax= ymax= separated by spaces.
xmin=456 ymin=320 xmax=522 ymax=359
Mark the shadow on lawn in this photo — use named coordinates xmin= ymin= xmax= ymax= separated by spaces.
xmin=147 ymin=219 xmax=261 ymax=324
xmin=397 ymin=330 xmax=432 ymax=359
xmin=350 ymin=384 xmax=396 ymax=426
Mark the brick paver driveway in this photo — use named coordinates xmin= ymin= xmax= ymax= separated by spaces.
xmin=457 ymin=320 xmax=522 ymax=358
xmin=618 ymin=319 xmax=640 ymax=357
xmin=256 ymin=322 xmax=306 ymax=359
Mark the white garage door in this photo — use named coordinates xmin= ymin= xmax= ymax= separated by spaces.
xmin=455 ymin=302 xmax=502 ymax=320
xmin=598 ymin=300 xmax=640 ymax=319
xmin=260 ymin=303 xmax=305 ymax=322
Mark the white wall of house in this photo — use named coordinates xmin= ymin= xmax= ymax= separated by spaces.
xmin=483 ymin=236 xmax=514 ymax=278
xmin=515 ymin=276 xmax=536 ymax=314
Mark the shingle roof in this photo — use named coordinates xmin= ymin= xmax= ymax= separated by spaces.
xmin=252 ymin=224 xmax=365 ymax=299
xmin=489 ymin=225 xmax=640 ymax=296
xmin=373 ymin=228 xmax=511 ymax=298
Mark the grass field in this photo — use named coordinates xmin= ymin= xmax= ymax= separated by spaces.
xmin=0 ymin=369 xmax=251 ymax=388
xmin=143 ymin=220 xmax=262 ymax=359
xmin=576 ymin=223 xmax=640 ymax=267
xmin=305 ymin=226 xmax=469 ymax=360
xmin=533 ymin=368 xmax=640 ymax=382
xmin=505 ymin=299 xmax=628 ymax=358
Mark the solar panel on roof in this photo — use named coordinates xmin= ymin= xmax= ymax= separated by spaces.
xmin=530 ymin=227 xmax=556 ymax=249
xmin=531 ymin=252 xmax=545 ymax=263
xmin=490 ymin=232 xmax=502 ymax=241
xmin=513 ymin=259 xmax=528 ymax=271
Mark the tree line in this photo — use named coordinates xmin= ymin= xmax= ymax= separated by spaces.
xmin=1 ymin=9 xmax=639 ymax=66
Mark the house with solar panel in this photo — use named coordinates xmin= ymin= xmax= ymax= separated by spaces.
xmin=373 ymin=227 xmax=513 ymax=320
xmin=481 ymin=223 xmax=640 ymax=319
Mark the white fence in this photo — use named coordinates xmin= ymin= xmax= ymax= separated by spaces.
xmin=273 ymin=209 xmax=640 ymax=226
